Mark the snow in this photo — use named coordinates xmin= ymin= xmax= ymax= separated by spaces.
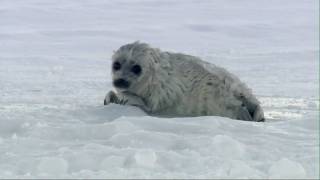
xmin=268 ymin=158 xmax=307 ymax=179
xmin=36 ymin=157 xmax=69 ymax=176
xmin=0 ymin=0 xmax=318 ymax=178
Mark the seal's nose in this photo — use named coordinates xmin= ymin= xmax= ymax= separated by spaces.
xmin=113 ymin=78 xmax=130 ymax=89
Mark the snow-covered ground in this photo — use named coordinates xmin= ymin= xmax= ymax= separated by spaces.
xmin=0 ymin=0 xmax=319 ymax=178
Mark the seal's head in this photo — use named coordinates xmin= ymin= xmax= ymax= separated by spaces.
xmin=111 ymin=41 xmax=160 ymax=94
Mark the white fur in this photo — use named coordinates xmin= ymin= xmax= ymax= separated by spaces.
xmin=105 ymin=42 xmax=265 ymax=121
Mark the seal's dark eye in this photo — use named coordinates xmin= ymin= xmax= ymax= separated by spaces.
xmin=131 ymin=65 xmax=142 ymax=75
xmin=113 ymin=62 xmax=121 ymax=71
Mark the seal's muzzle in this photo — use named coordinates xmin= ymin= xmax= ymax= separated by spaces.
xmin=113 ymin=78 xmax=130 ymax=89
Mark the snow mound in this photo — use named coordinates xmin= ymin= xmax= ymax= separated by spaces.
xmin=36 ymin=157 xmax=69 ymax=176
xmin=268 ymin=158 xmax=307 ymax=179
xmin=1 ymin=104 xmax=317 ymax=178
xmin=212 ymin=135 xmax=246 ymax=159
xmin=134 ymin=149 xmax=158 ymax=168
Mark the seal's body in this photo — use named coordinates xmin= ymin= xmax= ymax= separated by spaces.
xmin=104 ymin=42 xmax=264 ymax=122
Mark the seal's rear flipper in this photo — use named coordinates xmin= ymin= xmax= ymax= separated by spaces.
xmin=237 ymin=94 xmax=265 ymax=122
xmin=253 ymin=105 xmax=265 ymax=122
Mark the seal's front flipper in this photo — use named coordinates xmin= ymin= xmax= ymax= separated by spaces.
xmin=104 ymin=91 xmax=120 ymax=105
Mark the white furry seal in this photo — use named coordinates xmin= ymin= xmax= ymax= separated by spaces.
xmin=104 ymin=42 xmax=265 ymax=122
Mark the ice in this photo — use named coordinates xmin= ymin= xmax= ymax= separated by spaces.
xmin=134 ymin=149 xmax=158 ymax=168
xmin=36 ymin=157 xmax=69 ymax=176
xmin=0 ymin=0 xmax=318 ymax=178
xmin=268 ymin=158 xmax=307 ymax=179
xmin=211 ymin=135 xmax=246 ymax=159
xmin=226 ymin=160 xmax=264 ymax=179
xmin=100 ymin=155 xmax=126 ymax=170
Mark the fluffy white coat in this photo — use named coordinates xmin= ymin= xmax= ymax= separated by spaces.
xmin=104 ymin=42 xmax=264 ymax=122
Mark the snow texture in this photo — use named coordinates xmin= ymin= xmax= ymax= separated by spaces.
xmin=0 ymin=0 xmax=318 ymax=178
